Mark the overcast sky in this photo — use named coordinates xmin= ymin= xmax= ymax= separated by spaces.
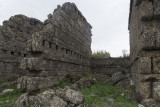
xmin=0 ymin=0 xmax=130 ymax=57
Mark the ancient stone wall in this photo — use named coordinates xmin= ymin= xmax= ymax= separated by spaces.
xmin=0 ymin=2 xmax=92 ymax=83
xmin=0 ymin=15 xmax=44 ymax=80
xmin=91 ymin=58 xmax=130 ymax=76
xmin=129 ymin=0 xmax=160 ymax=101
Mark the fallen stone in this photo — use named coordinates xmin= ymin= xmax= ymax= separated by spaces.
xmin=0 ymin=89 xmax=14 ymax=96
xmin=56 ymin=86 xmax=83 ymax=105
xmin=14 ymin=90 xmax=67 ymax=107
xmin=111 ymin=72 xmax=125 ymax=85
xmin=138 ymin=104 xmax=145 ymax=107
xmin=142 ymin=98 xmax=157 ymax=107
xmin=106 ymin=98 xmax=115 ymax=104
xmin=115 ymin=78 xmax=131 ymax=91
xmin=17 ymin=76 xmax=60 ymax=91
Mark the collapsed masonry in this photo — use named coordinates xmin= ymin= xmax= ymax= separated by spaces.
xmin=129 ymin=0 xmax=160 ymax=102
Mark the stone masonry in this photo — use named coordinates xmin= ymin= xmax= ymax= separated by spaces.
xmin=0 ymin=2 xmax=92 ymax=91
xmin=1 ymin=0 xmax=160 ymax=103
xmin=91 ymin=58 xmax=130 ymax=77
xmin=129 ymin=0 xmax=160 ymax=102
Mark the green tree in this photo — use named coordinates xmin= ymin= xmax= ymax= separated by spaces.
xmin=92 ymin=50 xmax=110 ymax=58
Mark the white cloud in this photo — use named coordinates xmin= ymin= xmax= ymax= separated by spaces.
xmin=0 ymin=0 xmax=130 ymax=57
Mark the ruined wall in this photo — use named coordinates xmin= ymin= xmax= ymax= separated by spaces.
xmin=0 ymin=15 xmax=44 ymax=80
xmin=0 ymin=2 xmax=92 ymax=82
xmin=129 ymin=0 xmax=160 ymax=101
xmin=91 ymin=58 xmax=130 ymax=77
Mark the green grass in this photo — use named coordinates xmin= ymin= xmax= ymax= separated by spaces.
xmin=0 ymin=79 xmax=8 ymax=85
xmin=58 ymin=80 xmax=72 ymax=89
xmin=0 ymin=85 xmax=25 ymax=107
xmin=83 ymin=72 xmax=94 ymax=78
xmin=80 ymin=81 xmax=138 ymax=107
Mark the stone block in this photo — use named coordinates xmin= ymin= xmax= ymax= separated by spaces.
xmin=138 ymin=74 xmax=160 ymax=82
xmin=17 ymin=76 xmax=60 ymax=91
xmin=20 ymin=58 xmax=53 ymax=71
xmin=138 ymin=57 xmax=151 ymax=74
xmin=136 ymin=81 xmax=150 ymax=99
xmin=139 ymin=0 xmax=153 ymax=21
xmin=154 ymin=0 xmax=160 ymax=19
xmin=153 ymin=82 xmax=160 ymax=101
xmin=134 ymin=0 xmax=142 ymax=6
xmin=30 ymin=33 xmax=44 ymax=53
xmin=153 ymin=57 xmax=160 ymax=74
xmin=138 ymin=30 xmax=155 ymax=50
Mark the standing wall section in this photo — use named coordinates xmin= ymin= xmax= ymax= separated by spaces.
xmin=91 ymin=58 xmax=130 ymax=77
xmin=0 ymin=15 xmax=43 ymax=80
xmin=16 ymin=2 xmax=92 ymax=91
xmin=129 ymin=0 xmax=160 ymax=101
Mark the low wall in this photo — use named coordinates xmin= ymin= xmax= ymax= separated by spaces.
xmin=91 ymin=57 xmax=130 ymax=76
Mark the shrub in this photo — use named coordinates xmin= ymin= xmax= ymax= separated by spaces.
xmin=92 ymin=50 xmax=110 ymax=58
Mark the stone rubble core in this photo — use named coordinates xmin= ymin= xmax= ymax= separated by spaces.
xmin=129 ymin=0 xmax=160 ymax=103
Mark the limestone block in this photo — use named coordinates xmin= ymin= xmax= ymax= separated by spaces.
xmin=136 ymin=82 xmax=150 ymax=99
xmin=153 ymin=57 xmax=160 ymax=74
xmin=153 ymin=82 xmax=160 ymax=101
xmin=14 ymin=90 xmax=67 ymax=107
xmin=154 ymin=0 xmax=160 ymax=19
xmin=22 ymin=58 xmax=53 ymax=71
xmin=138 ymin=57 xmax=151 ymax=74
xmin=17 ymin=76 xmax=60 ymax=91
xmin=56 ymin=86 xmax=83 ymax=105
xmin=30 ymin=33 xmax=44 ymax=52
xmin=138 ymin=74 xmax=160 ymax=82
xmin=138 ymin=30 xmax=155 ymax=50
xmin=139 ymin=0 xmax=153 ymax=21
xmin=134 ymin=0 xmax=142 ymax=6
xmin=111 ymin=72 xmax=125 ymax=85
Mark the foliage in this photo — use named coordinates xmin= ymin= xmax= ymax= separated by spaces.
xmin=83 ymin=72 xmax=94 ymax=78
xmin=92 ymin=50 xmax=110 ymax=58
xmin=80 ymin=81 xmax=138 ymax=107
xmin=58 ymin=80 xmax=72 ymax=89
xmin=0 ymin=79 xmax=8 ymax=85
xmin=120 ymin=49 xmax=129 ymax=58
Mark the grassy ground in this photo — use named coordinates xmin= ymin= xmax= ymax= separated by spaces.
xmin=80 ymin=81 xmax=138 ymax=107
xmin=0 ymin=80 xmax=25 ymax=107
xmin=0 ymin=74 xmax=138 ymax=107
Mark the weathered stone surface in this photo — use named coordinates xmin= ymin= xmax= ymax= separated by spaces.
xmin=14 ymin=87 xmax=84 ymax=107
xmin=115 ymin=78 xmax=131 ymax=91
xmin=153 ymin=57 xmax=160 ymax=74
xmin=56 ymin=86 xmax=83 ymax=105
xmin=0 ymin=89 xmax=14 ymax=96
xmin=71 ymin=77 xmax=96 ymax=90
xmin=142 ymin=98 xmax=157 ymax=107
xmin=0 ymin=2 xmax=92 ymax=80
xmin=139 ymin=0 xmax=153 ymax=21
xmin=129 ymin=0 xmax=160 ymax=103
xmin=91 ymin=58 xmax=130 ymax=76
xmin=136 ymin=82 xmax=150 ymax=99
xmin=138 ymin=57 xmax=151 ymax=74
xmin=153 ymin=82 xmax=160 ymax=101
xmin=17 ymin=76 xmax=60 ymax=91
xmin=14 ymin=90 xmax=68 ymax=107
xmin=154 ymin=0 xmax=160 ymax=19
xmin=111 ymin=72 xmax=125 ymax=85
